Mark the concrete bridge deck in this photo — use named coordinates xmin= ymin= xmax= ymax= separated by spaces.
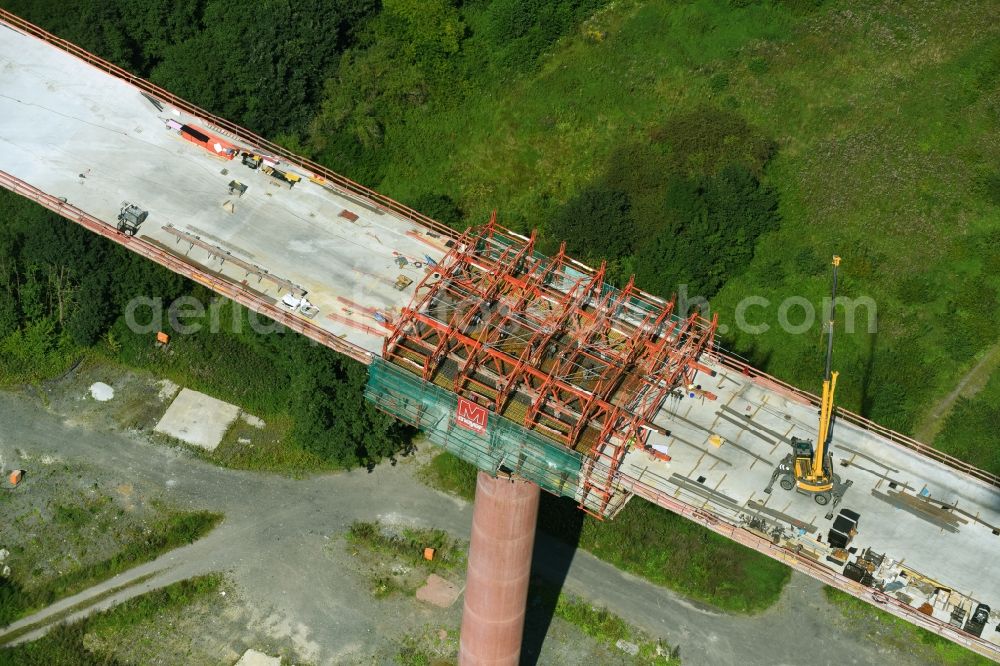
xmin=1 ymin=12 xmax=998 ymax=660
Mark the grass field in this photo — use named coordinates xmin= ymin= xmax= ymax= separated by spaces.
xmin=532 ymin=580 xmax=679 ymax=665
xmin=0 ymin=459 xmax=223 ymax=629
xmin=933 ymin=365 xmax=1000 ymax=475
xmin=564 ymin=497 xmax=789 ymax=613
xmin=344 ymin=520 xmax=466 ymax=599
xmin=419 ymin=447 xmax=479 ymax=501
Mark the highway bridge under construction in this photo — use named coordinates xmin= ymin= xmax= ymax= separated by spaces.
xmin=1 ymin=9 xmax=999 ymax=664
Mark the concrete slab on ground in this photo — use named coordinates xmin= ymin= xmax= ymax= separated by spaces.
xmin=153 ymin=388 xmax=240 ymax=451
xmin=235 ymin=649 xmax=281 ymax=666
xmin=416 ymin=574 xmax=462 ymax=608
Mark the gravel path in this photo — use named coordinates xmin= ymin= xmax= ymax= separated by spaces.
xmin=913 ymin=341 xmax=1000 ymax=444
xmin=0 ymin=390 xmax=920 ymax=665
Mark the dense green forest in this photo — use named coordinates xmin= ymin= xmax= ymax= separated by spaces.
xmin=0 ymin=0 xmax=998 ymax=477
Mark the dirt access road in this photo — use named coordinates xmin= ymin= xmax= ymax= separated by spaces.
xmin=913 ymin=341 xmax=1000 ymax=444
xmin=0 ymin=389 xmax=926 ymax=665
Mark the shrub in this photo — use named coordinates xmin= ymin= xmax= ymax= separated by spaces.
xmin=548 ymin=187 xmax=634 ymax=263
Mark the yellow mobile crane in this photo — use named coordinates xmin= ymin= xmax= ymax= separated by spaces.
xmin=777 ymin=256 xmax=842 ymax=505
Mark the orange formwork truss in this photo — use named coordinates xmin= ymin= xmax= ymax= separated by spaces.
xmin=384 ymin=218 xmax=718 ymax=516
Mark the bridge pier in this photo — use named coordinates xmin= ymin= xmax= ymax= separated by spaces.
xmin=459 ymin=471 xmax=540 ymax=666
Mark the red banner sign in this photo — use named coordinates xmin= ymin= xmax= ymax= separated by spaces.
xmin=455 ymin=397 xmax=488 ymax=434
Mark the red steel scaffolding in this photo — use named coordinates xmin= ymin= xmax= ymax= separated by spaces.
xmin=384 ymin=218 xmax=718 ymax=516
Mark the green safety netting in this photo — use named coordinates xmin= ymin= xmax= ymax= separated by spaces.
xmin=365 ymin=357 xmax=582 ymax=499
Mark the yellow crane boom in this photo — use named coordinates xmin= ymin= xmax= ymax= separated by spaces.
xmin=783 ymin=255 xmax=842 ymax=503
xmin=813 ymin=369 xmax=838 ymax=478
xmin=812 ymin=254 xmax=841 ymax=478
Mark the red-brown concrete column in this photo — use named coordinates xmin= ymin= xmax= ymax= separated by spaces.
xmin=459 ymin=471 xmax=541 ymax=666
